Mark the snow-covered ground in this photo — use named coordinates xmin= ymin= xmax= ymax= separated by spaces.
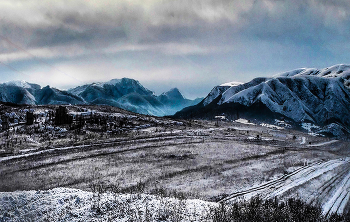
xmin=0 ymin=188 xmax=216 ymax=222
xmin=1 ymin=105 xmax=349 ymax=219
xmin=221 ymin=158 xmax=350 ymax=215
xmin=235 ymin=118 xmax=255 ymax=125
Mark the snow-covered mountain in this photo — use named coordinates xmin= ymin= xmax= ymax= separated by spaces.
xmin=158 ymin=88 xmax=203 ymax=115
xmin=35 ymin=85 xmax=85 ymax=105
xmin=68 ymin=79 xmax=202 ymax=116
xmin=174 ymin=64 xmax=350 ymax=137
xmin=0 ymin=81 xmax=40 ymax=105
xmin=68 ymin=78 xmax=152 ymax=103
xmin=0 ymin=81 xmax=84 ymax=106
xmin=0 ymin=79 xmax=202 ymax=116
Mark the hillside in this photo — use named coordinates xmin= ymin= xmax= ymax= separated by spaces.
xmin=174 ymin=64 xmax=350 ymax=137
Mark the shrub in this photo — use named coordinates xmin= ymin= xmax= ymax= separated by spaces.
xmin=209 ymin=197 xmax=347 ymax=222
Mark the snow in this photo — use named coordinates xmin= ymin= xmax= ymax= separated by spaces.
xmin=0 ymin=187 xmax=217 ymax=221
xmin=301 ymin=122 xmax=321 ymax=136
xmin=214 ymin=115 xmax=226 ymax=120
xmin=1 ymin=78 xmax=198 ymax=117
xmin=273 ymin=68 xmax=307 ymax=77
xmin=4 ymin=80 xmax=34 ymax=89
xmin=69 ymin=110 xmax=95 ymax=117
xmin=220 ymin=157 xmax=350 ymax=215
xmin=220 ymin=81 xmax=243 ymax=87
xmin=89 ymin=79 xmax=123 ymax=87
xmin=235 ymin=118 xmax=255 ymax=125
xmin=203 ymin=85 xmax=231 ymax=106
xmin=274 ymin=119 xmax=292 ymax=128
xmin=307 ymin=140 xmax=338 ymax=147
xmin=274 ymin=64 xmax=350 ymax=79
xmin=260 ymin=123 xmax=283 ymax=130
xmin=199 ymin=64 xmax=350 ymax=138
xmin=105 ymin=79 xmax=122 ymax=85
xmin=269 ymin=159 xmax=346 ymax=198
xmin=323 ymin=170 xmax=350 ymax=215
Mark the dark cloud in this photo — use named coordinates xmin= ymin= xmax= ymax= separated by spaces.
xmin=1 ymin=0 xmax=350 ymax=98
xmin=2 ymin=0 xmax=350 ymax=52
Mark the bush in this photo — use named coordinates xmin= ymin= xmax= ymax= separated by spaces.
xmin=209 ymin=197 xmax=348 ymax=222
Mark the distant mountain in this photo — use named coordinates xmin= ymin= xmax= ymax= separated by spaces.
xmin=35 ymin=86 xmax=85 ymax=105
xmin=174 ymin=64 xmax=350 ymax=137
xmin=0 ymin=81 xmax=85 ymax=106
xmin=158 ymin=88 xmax=203 ymax=115
xmin=68 ymin=78 xmax=201 ymax=116
xmin=0 ymin=81 xmax=40 ymax=105
xmin=0 ymin=78 xmax=202 ymax=116
xmin=68 ymin=78 xmax=152 ymax=103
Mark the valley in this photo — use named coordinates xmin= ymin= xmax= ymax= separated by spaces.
xmin=0 ymin=104 xmax=349 ymax=220
xmin=2 ymin=0 xmax=350 ymax=220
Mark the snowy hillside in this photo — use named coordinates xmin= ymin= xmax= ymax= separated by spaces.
xmin=174 ymin=64 xmax=350 ymax=137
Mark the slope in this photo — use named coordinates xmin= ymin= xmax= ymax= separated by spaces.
xmin=174 ymin=64 xmax=350 ymax=137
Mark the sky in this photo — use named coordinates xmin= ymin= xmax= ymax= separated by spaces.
xmin=0 ymin=0 xmax=350 ymax=99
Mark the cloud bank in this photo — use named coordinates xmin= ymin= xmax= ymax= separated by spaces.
xmin=0 ymin=0 xmax=350 ymax=98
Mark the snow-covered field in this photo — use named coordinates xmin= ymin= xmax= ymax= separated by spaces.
xmin=1 ymin=105 xmax=350 ymax=219
xmin=0 ymin=187 xmax=216 ymax=221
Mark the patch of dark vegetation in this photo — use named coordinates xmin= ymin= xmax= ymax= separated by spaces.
xmin=86 ymin=183 xmax=350 ymax=221
xmin=148 ymin=186 xmax=198 ymax=200
xmin=210 ymin=197 xmax=350 ymax=222
xmin=163 ymin=153 xmax=196 ymax=160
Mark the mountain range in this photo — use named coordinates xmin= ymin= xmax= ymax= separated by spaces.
xmin=174 ymin=64 xmax=350 ymax=137
xmin=0 ymin=78 xmax=202 ymax=116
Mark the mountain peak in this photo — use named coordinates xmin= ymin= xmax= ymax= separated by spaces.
xmin=220 ymin=81 xmax=243 ymax=87
xmin=104 ymin=79 xmax=122 ymax=85
xmin=105 ymin=78 xmax=140 ymax=86
xmin=4 ymin=80 xmax=41 ymax=90
xmin=162 ymin=88 xmax=184 ymax=100
xmin=274 ymin=64 xmax=350 ymax=80
xmin=0 ymin=77 xmax=201 ymax=117
xmin=175 ymin=64 xmax=350 ymax=137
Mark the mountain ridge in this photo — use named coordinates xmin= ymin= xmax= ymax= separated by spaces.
xmin=0 ymin=78 xmax=202 ymax=116
xmin=174 ymin=64 xmax=350 ymax=137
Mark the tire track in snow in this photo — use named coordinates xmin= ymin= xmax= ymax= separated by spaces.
xmin=268 ymin=159 xmax=346 ymax=198
xmin=307 ymin=164 xmax=350 ymax=206
xmin=218 ymin=161 xmax=323 ymax=203
xmin=323 ymin=163 xmax=350 ymax=215
xmin=219 ymin=158 xmax=350 ymax=213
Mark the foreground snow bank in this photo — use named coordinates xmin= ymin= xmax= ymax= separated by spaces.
xmin=0 ymin=187 xmax=217 ymax=221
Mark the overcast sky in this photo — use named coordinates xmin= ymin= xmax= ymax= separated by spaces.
xmin=0 ymin=0 xmax=350 ymax=99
